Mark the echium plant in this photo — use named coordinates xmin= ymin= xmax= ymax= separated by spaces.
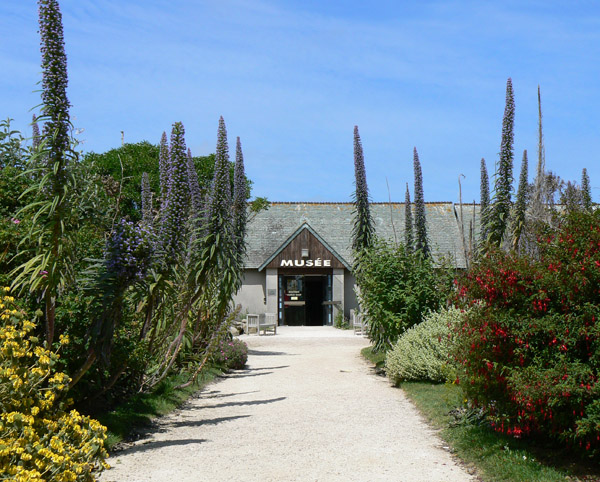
xmin=480 ymin=158 xmax=489 ymax=242
xmin=486 ymin=77 xmax=515 ymax=248
xmin=233 ymin=137 xmax=248 ymax=274
xmin=90 ymin=219 xmax=153 ymax=363
xmin=351 ymin=126 xmax=374 ymax=256
xmin=187 ymin=147 xmax=202 ymax=221
xmin=159 ymin=122 xmax=190 ymax=262
xmin=13 ymin=0 xmax=77 ymax=344
xmin=38 ymin=0 xmax=71 ymax=163
xmin=511 ymin=150 xmax=528 ymax=251
xmin=581 ymin=168 xmax=592 ymax=212
xmin=31 ymin=114 xmax=41 ymax=150
xmin=158 ymin=131 xmax=169 ymax=199
xmin=105 ymin=220 xmax=153 ymax=287
xmin=206 ymin=117 xmax=232 ymax=239
xmin=404 ymin=183 xmax=413 ymax=251
xmin=413 ymin=147 xmax=429 ymax=256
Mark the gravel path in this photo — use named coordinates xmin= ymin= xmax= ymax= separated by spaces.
xmin=100 ymin=327 xmax=475 ymax=482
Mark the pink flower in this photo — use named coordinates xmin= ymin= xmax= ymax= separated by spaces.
xmin=11 ymin=218 xmax=20 ymax=224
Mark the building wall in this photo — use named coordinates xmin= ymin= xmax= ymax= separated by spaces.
xmin=235 ymin=267 xmax=359 ymax=323
xmin=344 ymin=272 xmax=359 ymax=319
xmin=233 ymin=269 xmax=266 ymax=316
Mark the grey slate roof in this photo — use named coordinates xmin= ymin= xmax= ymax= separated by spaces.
xmin=245 ymin=202 xmax=482 ymax=270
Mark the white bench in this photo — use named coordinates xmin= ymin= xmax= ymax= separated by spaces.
xmin=246 ymin=313 xmax=277 ymax=335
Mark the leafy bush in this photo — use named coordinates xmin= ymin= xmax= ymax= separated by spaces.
xmin=0 ymin=288 xmax=108 ymax=480
xmin=454 ymin=211 xmax=600 ymax=455
xmin=386 ymin=307 xmax=464 ymax=385
xmin=355 ymin=238 xmax=452 ymax=351
xmin=211 ymin=338 xmax=248 ymax=370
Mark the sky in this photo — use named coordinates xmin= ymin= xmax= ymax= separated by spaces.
xmin=2 ymin=0 xmax=600 ymax=203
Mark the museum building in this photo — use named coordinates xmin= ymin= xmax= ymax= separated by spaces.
xmin=233 ymin=202 xmax=478 ymax=326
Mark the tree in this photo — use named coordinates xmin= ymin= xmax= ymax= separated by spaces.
xmin=413 ymin=147 xmax=429 ymax=256
xmin=404 ymin=183 xmax=413 ymax=251
xmin=486 ymin=78 xmax=515 ymax=248
xmin=581 ymin=168 xmax=592 ymax=212
xmin=511 ymin=150 xmax=528 ymax=251
xmin=84 ymin=141 xmax=160 ymax=220
xmin=351 ymin=126 xmax=374 ymax=256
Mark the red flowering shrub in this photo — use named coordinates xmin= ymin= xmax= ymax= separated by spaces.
xmin=454 ymin=211 xmax=600 ymax=456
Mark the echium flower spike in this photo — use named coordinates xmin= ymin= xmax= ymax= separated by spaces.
xmin=187 ymin=147 xmax=202 ymax=220
xmin=38 ymin=0 xmax=71 ymax=170
xmin=404 ymin=183 xmax=413 ymax=252
xmin=511 ymin=150 xmax=528 ymax=251
xmin=480 ymin=158 xmax=490 ymax=242
xmin=160 ymin=122 xmax=190 ymax=260
xmin=413 ymin=147 xmax=429 ymax=256
xmin=233 ymin=137 xmax=248 ymax=265
xmin=581 ymin=168 xmax=592 ymax=212
xmin=207 ymin=116 xmax=232 ymax=238
xmin=488 ymin=77 xmax=515 ymax=247
xmin=32 ymin=114 xmax=41 ymax=150
xmin=141 ymin=172 xmax=153 ymax=227
xmin=351 ymin=126 xmax=374 ymax=254
xmin=158 ymin=131 xmax=170 ymax=199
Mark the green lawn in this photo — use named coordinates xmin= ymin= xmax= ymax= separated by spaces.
xmin=361 ymin=347 xmax=600 ymax=482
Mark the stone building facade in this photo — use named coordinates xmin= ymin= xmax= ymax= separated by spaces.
xmin=233 ymin=202 xmax=479 ymax=326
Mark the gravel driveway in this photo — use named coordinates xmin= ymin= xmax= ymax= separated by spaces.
xmin=100 ymin=327 xmax=474 ymax=482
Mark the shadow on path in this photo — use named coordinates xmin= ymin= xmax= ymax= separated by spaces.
xmin=116 ymin=438 xmax=208 ymax=456
xmin=219 ymin=371 xmax=273 ymax=379
xmin=168 ymin=415 xmax=251 ymax=429
xmin=197 ymin=390 xmax=259 ymax=400
xmin=192 ymin=397 xmax=286 ymax=410
xmin=247 ymin=349 xmax=294 ymax=356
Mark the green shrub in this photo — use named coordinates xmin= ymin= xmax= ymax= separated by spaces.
xmin=212 ymin=338 xmax=248 ymax=370
xmin=386 ymin=306 xmax=464 ymax=385
xmin=454 ymin=210 xmax=600 ymax=456
xmin=334 ymin=310 xmax=349 ymax=329
xmin=355 ymin=238 xmax=452 ymax=351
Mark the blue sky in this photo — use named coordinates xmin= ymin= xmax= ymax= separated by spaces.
xmin=2 ymin=0 xmax=600 ymax=203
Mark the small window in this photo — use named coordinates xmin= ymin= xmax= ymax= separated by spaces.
xmin=301 ymin=248 xmax=309 ymax=258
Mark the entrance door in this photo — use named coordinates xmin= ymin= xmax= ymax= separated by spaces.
xmin=305 ymin=276 xmax=324 ymax=326
xmin=281 ymin=275 xmax=305 ymax=326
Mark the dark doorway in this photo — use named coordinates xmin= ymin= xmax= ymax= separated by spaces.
xmin=305 ymin=277 xmax=324 ymax=326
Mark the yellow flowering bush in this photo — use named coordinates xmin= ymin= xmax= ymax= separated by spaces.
xmin=0 ymin=287 xmax=108 ymax=481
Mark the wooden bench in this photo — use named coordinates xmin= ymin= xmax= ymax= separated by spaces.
xmin=246 ymin=313 xmax=277 ymax=335
xmin=352 ymin=311 xmax=367 ymax=337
